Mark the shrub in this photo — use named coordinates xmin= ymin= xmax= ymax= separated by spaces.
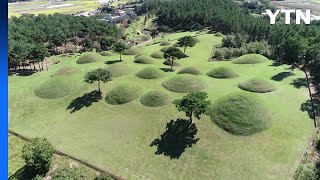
xmin=136 ymin=67 xmax=165 ymax=79
xmin=295 ymin=164 xmax=316 ymax=180
xmin=134 ymin=55 xmax=154 ymax=64
xmin=162 ymin=74 xmax=207 ymax=93
xmin=105 ymin=84 xmax=140 ymax=105
xmin=207 ymin=67 xmax=239 ymax=79
xmin=22 ymin=138 xmax=54 ymax=175
xmin=215 ymin=32 xmax=223 ymax=37
xmin=214 ymin=49 xmax=225 ymax=60
xmin=177 ymin=67 xmax=202 ymax=75
xmin=245 ymin=41 xmax=270 ymax=57
xmin=224 ymin=48 xmax=234 ymax=59
xmin=232 ymin=53 xmax=268 ymax=64
xmin=208 ymin=93 xmax=272 ymax=136
xmin=94 ymin=173 xmax=116 ymax=180
xmin=232 ymin=48 xmax=247 ymax=57
xmin=238 ymin=78 xmax=277 ymax=93
xmin=151 ymin=51 xmax=164 ymax=59
xmin=76 ymin=53 xmax=100 ymax=64
xmin=140 ymin=91 xmax=170 ymax=107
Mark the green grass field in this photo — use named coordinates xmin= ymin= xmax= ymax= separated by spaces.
xmin=9 ymin=32 xmax=314 ymax=179
xmin=8 ymin=0 xmax=99 ymax=17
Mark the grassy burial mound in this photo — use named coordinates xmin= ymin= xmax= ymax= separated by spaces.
xmin=163 ymin=59 xmax=180 ymax=66
xmin=35 ymin=77 xmax=78 ymax=99
xmin=123 ymin=47 xmax=143 ymax=55
xmin=160 ymin=46 xmax=170 ymax=52
xmin=151 ymin=51 xmax=164 ymax=59
xmin=105 ymin=84 xmax=140 ymax=105
xmin=140 ymin=90 xmax=170 ymax=107
xmin=238 ymin=78 xmax=277 ymax=93
xmin=106 ymin=64 xmax=132 ymax=77
xmin=206 ymin=67 xmax=239 ymax=79
xmin=52 ymin=67 xmax=79 ymax=77
xmin=162 ymin=74 xmax=207 ymax=93
xmin=136 ymin=67 xmax=166 ymax=79
xmin=100 ymin=51 xmax=113 ymax=56
xmin=177 ymin=67 xmax=202 ymax=75
xmin=209 ymin=93 xmax=272 ymax=136
xmin=76 ymin=53 xmax=101 ymax=64
xmin=134 ymin=55 xmax=154 ymax=64
xmin=232 ymin=54 xmax=268 ymax=64
xmin=160 ymin=40 xmax=172 ymax=46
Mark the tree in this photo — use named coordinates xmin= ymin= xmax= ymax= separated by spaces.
xmin=30 ymin=44 xmax=49 ymax=71
xmin=99 ymin=36 xmax=115 ymax=51
xmin=81 ymin=38 xmax=94 ymax=52
xmin=177 ymin=36 xmax=197 ymax=53
xmin=163 ymin=47 xmax=186 ymax=70
xmin=22 ymin=137 xmax=54 ymax=175
xmin=150 ymin=29 xmax=159 ymax=44
xmin=84 ymin=68 xmax=112 ymax=93
xmin=173 ymin=91 xmax=211 ymax=121
xmin=112 ymin=42 xmax=127 ymax=61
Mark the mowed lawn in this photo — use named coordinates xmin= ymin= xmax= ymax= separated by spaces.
xmin=9 ymin=32 xmax=314 ymax=179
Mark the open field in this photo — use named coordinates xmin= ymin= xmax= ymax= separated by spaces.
xmin=8 ymin=0 xmax=100 ymax=17
xmin=9 ymin=32 xmax=314 ymax=179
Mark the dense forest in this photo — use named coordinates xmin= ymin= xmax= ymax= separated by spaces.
xmin=136 ymin=0 xmax=320 ymax=80
xmin=8 ymin=14 xmax=119 ymax=70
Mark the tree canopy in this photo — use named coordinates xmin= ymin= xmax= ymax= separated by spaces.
xmin=84 ymin=68 xmax=112 ymax=93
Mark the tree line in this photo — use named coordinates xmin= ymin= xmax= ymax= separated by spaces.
xmin=9 ymin=14 xmax=119 ymax=71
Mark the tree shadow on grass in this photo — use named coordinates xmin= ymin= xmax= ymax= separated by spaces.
xmin=105 ymin=60 xmax=122 ymax=65
xmin=159 ymin=68 xmax=174 ymax=72
xmin=9 ymin=69 xmax=37 ymax=76
xmin=271 ymin=71 xmax=295 ymax=81
xmin=301 ymin=99 xmax=320 ymax=119
xmin=269 ymin=61 xmax=283 ymax=67
xmin=66 ymin=90 xmax=102 ymax=113
xmin=9 ymin=166 xmax=41 ymax=180
xmin=291 ymin=78 xmax=308 ymax=89
xmin=150 ymin=119 xmax=199 ymax=159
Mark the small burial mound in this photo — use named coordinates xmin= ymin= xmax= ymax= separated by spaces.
xmin=76 ymin=53 xmax=100 ymax=64
xmin=106 ymin=64 xmax=132 ymax=77
xmin=232 ymin=54 xmax=268 ymax=64
xmin=123 ymin=47 xmax=143 ymax=55
xmin=160 ymin=46 xmax=170 ymax=52
xmin=134 ymin=55 xmax=154 ymax=64
xmin=151 ymin=51 xmax=164 ymax=59
xmin=163 ymin=59 xmax=180 ymax=66
xmin=162 ymin=74 xmax=207 ymax=93
xmin=35 ymin=77 xmax=78 ymax=99
xmin=238 ymin=78 xmax=277 ymax=93
xmin=100 ymin=51 xmax=113 ymax=56
xmin=177 ymin=67 xmax=202 ymax=75
xmin=136 ymin=67 xmax=165 ymax=79
xmin=52 ymin=67 xmax=79 ymax=77
xmin=105 ymin=84 xmax=140 ymax=105
xmin=160 ymin=40 xmax=172 ymax=46
xmin=140 ymin=91 xmax=170 ymax=107
xmin=206 ymin=67 xmax=239 ymax=79
xmin=209 ymin=93 xmax=272 ymax=136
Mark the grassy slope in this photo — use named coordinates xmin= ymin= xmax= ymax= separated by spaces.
xmin=9 ymin=32 xmax=313 ymax=179
xmin=8 ymin=0 xmax=99 ymax=17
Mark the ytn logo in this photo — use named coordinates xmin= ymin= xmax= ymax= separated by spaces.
xmin=266 ymin=9 xmax=311 ymax=25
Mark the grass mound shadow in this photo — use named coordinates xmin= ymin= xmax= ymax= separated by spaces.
xmin=271 ymin=71 xmax=295 ymax=81
xmin=66 ymin=90 xmax=102 ymax=113
xmin=105 ymin=60 xmax=122 ymax=65
xmin=160 ymin=68 xmax=175 ymax=72
xmin=150 ymin=119 xmax=199 ymax=159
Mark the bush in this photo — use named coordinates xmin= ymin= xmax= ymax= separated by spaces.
xmin=22 ymin=138 xmax=54 ymax=175
xmin=207 ymin=67 xmax=239 ymax=79
xmin=224 ymin=48 xmax=234 ymax=59
xmin=208 ymin=93 xmax=272 ymax=136
xmin=177 ymin=67 xmax=202 ymax=75
xmin=76 ymin=53 xmax=100 ymax=64
xmin=214 ymin=49 xmax=225 ymax=60
xmin=238 ymin=78 xmax=277 ymax=93
xmin=51 ymin=168 xmax=86 ymax=180
xmin=105 ymin=84 xmax=140 ymax=105
xmin=162 ymin=74 xmax=207 ymax=93
xmin=140 ymin=91 xmax=170 ymax=107
xmin=151 ymin=51 xmax=164 ymax=59
xmin=94 ymin=173 xmax=115 ymax=180
xmin=245 ymin=41 xmax=270 ymax=57
xmin=232 ymin=53 xmax=268 ymax=64
xmin=215 ymin=32 xmax=223 ymax=37
xmin=232 ymin=48 xmax=247 ymax=57
xmin=134 ymin=55 xmax=154 ymax=64
xmin=136 ymin=67 xmax=165 ymax=79
xmin=295 ymin=164 xmax=316 ymax=180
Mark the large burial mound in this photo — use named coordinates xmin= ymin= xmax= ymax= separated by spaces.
xmin=206 ymin=67 xmax=239 ymax=79
xmin=76 ymin=53 xmax=101 ymax=64
xmin=105 ymin=84 xmax=140 ymax=105
xmin=160 ymin=40 xmax=172 ymax=46
xmin=136 ymin=67 xmax=165 ymax=79
xmin=160 ymin=46 xmax=170 ymax=52
xmin=177 ymin=67 xmax=202 ymax=75
xmin=52 ymin=67 xmax=79 ymax=77
xmin=151 ymin=51 xmax=164 ymax=59
xmin=162 ymin=74 xmax=207 ymax=93
xmin=123 ymin=47 xmax=143 ymax=55
xmin=134 ymin=55 xmax=154 ymax=64
xmin=106 ymin=64 xmax=132 ymax=77
xmin=35 ymin=77 xmax=78 ymax=99
xmin=100 ymin=51 xmax=113 ymax=56
xmin=209 ymin=93 xmax=272 ymax=136
xmin=140 ymin=91 xmax=170 ymax=107
xmin=232 ymin=54 xmax=268 ymax=64
xmin=238 ymin=78 xmax=277 ymax=93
